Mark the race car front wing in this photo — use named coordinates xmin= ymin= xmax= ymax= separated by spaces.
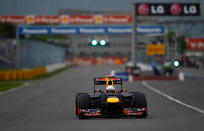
xmin=78 ymin=107 xmax=147 ymax=117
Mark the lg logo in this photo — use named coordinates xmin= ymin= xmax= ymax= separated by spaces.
xmin=137 ymin=3 xmax=199 ymax=16
xmin=183 ymin=5 xmax=197 ymax=14
xmin=138 ymin=4 xmax=149 ymax=15
xmin=170 ymin=4 xmax=197 ymax=15
xmin=170 ymin=4 xmax=182 ymax=15
xmin=138 ymin=4 xmax=165 ymax=15
xmin=151 ymin=5 xmax=165 ymax=14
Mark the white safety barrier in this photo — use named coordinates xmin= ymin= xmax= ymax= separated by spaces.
xmin=46 ymin=63 xmax=66 ymax=73
xmin=178 ymin=72 xmax=185 ymax=81
xmin=126 ymin=62 xmax=152 ymax=71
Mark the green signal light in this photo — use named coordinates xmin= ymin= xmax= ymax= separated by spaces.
xmin=91 ymin=40 xmax=98 ymax=46
xmin=173 ymin=60 xmax=180 ymax=67
xmin=100 ymin=40 xmax=106 ymax=46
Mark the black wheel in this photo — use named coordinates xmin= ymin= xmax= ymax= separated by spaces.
xmin=131 ymin=92 xmax=147 ymax=118
xmin=76 ymin=93 xmax=83 ymax=115
xmin=76 ymin=93 xmax=88 ymax=115
xmin=75 ymin=93 xmax=91 ymax=119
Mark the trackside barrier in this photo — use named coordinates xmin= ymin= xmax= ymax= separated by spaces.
xmin=0 ymin=62 xmax=68 ymax=80
xmin=0 ymin=67 xmax=46 ymax=80
xmin=46 ymin=63 xmax=66 ymax=73
xmin=72 ymin=57 xmax=128 ymax=66
xmin=133 ymin=76 xmax=178 ymax=81
xmin=182 ymin=72 xmax=204 ymax=80
xmin=178 ymin=72 xmax=185 ymax=81
xmin=111 ymin=71 xmax=129 ymax=82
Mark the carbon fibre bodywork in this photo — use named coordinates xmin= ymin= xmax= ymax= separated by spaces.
xmin=77 ymin=91 xmax=147 ymax=118
xmin=76 ymin=76 xmax=147 ymax=118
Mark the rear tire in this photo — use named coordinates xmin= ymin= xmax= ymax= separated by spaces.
xmin=75 ymin=93 xmax=91 ymax=119
xmin=131 ymin=92 xmax=147 ymax=118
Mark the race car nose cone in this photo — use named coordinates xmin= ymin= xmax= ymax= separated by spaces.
xmin=107 ymin=97 xmax=120 ymax=103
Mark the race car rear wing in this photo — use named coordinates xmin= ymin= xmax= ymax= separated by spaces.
xmin=93 ymin=77 xmax=123 ymax=94
xmin=94 ymin=77 xmax=122 ymax=85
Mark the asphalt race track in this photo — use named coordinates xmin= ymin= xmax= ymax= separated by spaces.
xmin=0 ymin=65 xmax=204 ymax=131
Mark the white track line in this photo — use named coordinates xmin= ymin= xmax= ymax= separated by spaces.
xmin=142 ymin=81 xmax=204 ymax=115
xmin=0 ymin=82 xmax=29 ymax=95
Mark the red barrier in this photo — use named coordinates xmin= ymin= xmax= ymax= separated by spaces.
xmin=72 ymin=57 xmax=128 ymax=65
xmin=133 ymin=76 xmax=178 ymax=81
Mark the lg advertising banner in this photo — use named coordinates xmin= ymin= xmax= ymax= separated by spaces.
xmin=136 ymin=3 xmax=201 ymax=16
xmin=188 ymin=38 xmax=204 ymax=50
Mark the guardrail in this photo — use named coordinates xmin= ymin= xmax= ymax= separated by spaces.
xmin=0 ymin=67 xmax=46 ymax=80
xmin=0 ymin=62 xmax=67 ymax=80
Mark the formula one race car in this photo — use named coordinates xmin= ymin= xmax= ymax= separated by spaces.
xmin=75 ymin=76 xmax=147 ymax=119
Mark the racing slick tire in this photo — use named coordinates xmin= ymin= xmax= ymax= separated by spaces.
xmin=76 ymin=93 xmax=91 ymax=119
xmin=131 ymin=92 xmax=147 ymax=118
xmin=76 ymin=93 xmax=87 ymax=115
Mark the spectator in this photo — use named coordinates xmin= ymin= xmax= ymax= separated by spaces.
xmin=152 ymin=61 xmax=160 ymax=76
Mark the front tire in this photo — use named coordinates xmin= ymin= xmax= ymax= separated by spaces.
xmin=75 ymin=93 xmax=91 ymax=119
xmin=131 ymin=92 xmax=147 ymax=118
xmin=76 ymin=93 xmax=87 ymax=115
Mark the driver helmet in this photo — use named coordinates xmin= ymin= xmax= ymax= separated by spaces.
xmin=106 ymin=80 xmax=115 ymax=90
xmin=106 ymin=85 xmax=115 ymax=90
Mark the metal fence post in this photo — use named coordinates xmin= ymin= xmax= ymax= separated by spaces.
xmin=131 ymin=3 xmax=137 ymax=66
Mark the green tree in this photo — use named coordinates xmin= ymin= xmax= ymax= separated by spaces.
xmin=167 ymin=31 xmax=175 ymax=47
xmin=0 ymin=24 xmax=16 ymax=38
xmin=178 ymin=35 xmax=187 ymax=54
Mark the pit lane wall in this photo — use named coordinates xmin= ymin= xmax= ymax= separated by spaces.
xmin=0 ymin=63 xmax=66 ymax=80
